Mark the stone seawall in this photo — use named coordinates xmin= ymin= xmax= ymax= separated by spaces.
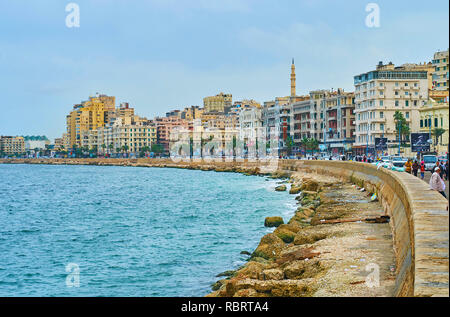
xmin=1 ymin=158 xmax=448 ymax=296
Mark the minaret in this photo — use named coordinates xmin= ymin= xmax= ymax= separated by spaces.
xmin=290 ymin=58 xmax=296 ymax=97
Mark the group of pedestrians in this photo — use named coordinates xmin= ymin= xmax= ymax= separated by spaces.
xmin=404 ymin=158 xmax=448 ymax=198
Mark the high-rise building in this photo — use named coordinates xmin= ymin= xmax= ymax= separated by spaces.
xmin=0 ymin=136 xmax=25 ymax=155
xmin=203 ymin=92 xmax=232 ymax=113
xmin=432 ymin=49 xmax=449 ymax=91
xmin=66 ymin=93 xmax=116 ymax=148
xmin=353 ymin=62 xmax=429 ymax=156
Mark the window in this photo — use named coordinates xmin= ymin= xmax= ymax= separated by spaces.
xmin=405 ymin=100 xmax=409 ymax=107
xmin=435 ymin=118 xmax=438 ymax=127
xmin=380 ymin=100 xmax=383 ymax=106
xmin=406 ymin=112 xmax=409 ymax=119
xmin=420 ymin=120 xmax=423 ymax=128
xmin=380 ymin=112 xmax=384 ymax=118
xmin=405 ymin=91 xmax=409 ymax=96
xmin=380 ymin=123 xmax=384 ymax=130
xmin=395 ymin=91 xmax=399 ymax=95
xmin=405 ymin=83 xmax=408 ymax=86
xmin=395 ymin=101 xmax=399 ymax=106
xmin=395 ymin=82 xmax=399 ymax=86
xmin=414 ymin=100 xmax=418 ymax=106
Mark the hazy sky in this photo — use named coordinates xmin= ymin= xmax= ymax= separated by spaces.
xmin=0 ymin=0 xmax=448 ymax=140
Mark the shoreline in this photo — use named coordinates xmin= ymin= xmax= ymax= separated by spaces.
xmin=1 ymin=158 xmax=397 ymax=297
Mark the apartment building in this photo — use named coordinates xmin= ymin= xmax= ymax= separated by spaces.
xmin=353 ymin=62 xmax=429 ymax=155
xmin=432 ymin=49 xmax=449 ymax=91
xmin=66 ymin=93 xmax=116 ymax=148
xmin=419 ymin=99 xmax=449 ymax=155
xmin=0 ymin=136 xmax=25 ymax=155
xmin=203 ymin=92 xmax=232 ymax=113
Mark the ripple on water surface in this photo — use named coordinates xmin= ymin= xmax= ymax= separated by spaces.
xmin=0 ymin=164 xmax=296 ymax=296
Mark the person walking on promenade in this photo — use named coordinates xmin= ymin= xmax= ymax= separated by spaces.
xmin=430 ymin=166 xmax=446 ymax=198
xmin=420 ymin=160 xmax=425 ymax=180
xmin=445 ymin=160 xmax=449 ymax=181
xmin=439 ymin=160 xmax=446 ymax=179
xmin=412 ymin=160 xmax=419 ymax=177
xmin=404 ymin=159 xmax=412 ymax=174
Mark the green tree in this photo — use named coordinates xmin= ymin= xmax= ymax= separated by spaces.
xmin=151 ymin=144 xmax=164 ymax=155
xmin=393 ymin=111 xmax=410 ymax=145
xmin=432 ymin=128 xmax=446 ymax=146
xmin=285 ymin=136 xmax=294 ymax=156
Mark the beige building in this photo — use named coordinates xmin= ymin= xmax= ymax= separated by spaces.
xmin=419 ymin=100 xmax=449 ymax=155
xmin=203 ymin=92 xmax=232 ymax=113
xmin=432 ymin=49 xmax=449 ymax=91
xmin=66 ymin=93 xmax=116 ymax=148
xmin=353 ymin=62 xmax=429 ymax=155
xmin=0 ymin=136 xmax=25 ymax=155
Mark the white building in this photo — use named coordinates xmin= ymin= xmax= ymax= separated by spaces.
xmin=353 ymin=62 xmax=429 ymax=156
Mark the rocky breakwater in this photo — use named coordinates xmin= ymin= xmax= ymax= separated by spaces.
xmin=208 ymin=172 xmax=396 ymax=297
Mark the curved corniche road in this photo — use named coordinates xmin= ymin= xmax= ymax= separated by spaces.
xmin=1 ymin=158 xmax=448 ymax=297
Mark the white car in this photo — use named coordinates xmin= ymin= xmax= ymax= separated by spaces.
xmin=391 ymin=156 xmax=407 ymax=167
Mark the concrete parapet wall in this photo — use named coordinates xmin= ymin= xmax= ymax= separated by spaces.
xmin=278 ymin=160 xmax=448 ymax=297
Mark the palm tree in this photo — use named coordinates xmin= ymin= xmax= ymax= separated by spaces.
xmin=393 ymin=111 xmax=410 ymax=145
xmin=101 ymin=144 xmax=106 ymax=154
xmin=432 ymin=128 xmax=446 ymax=146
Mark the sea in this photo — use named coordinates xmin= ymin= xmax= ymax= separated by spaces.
xmin=0 ymin=164 xmax=296 ymax=296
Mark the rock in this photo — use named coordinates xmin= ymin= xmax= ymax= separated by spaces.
xmin=273 ymin=227 xmax=296 ymax=243
xmin=300 ymin=179 xmax=320 ymax=192
xmin=226 ymin=278 xmax=314 ymax=297
xmin=216 ymin=270 xmax=236 ymax=278
xmin=240 ymin=251 xmax=251 ymax=256
xmin=296 ymin=207 xmax=315 ymax=217
xmin=261 ymin=269 xmax=284 ymax=280
xmin=235 ymin=261 xmax=269 ymax=279
xmin=211 ymin=279 xmax=227 ymax=291
xmin=264 ymin=216 xmax=284 ymax=228
xmin=252 ymin=233 xmax=285 ymax=259
xmin=289 ymin=185 xmax=302 ymax=195
xmin=275 ymin=246 xmax=321 ymax=265
xmin=293 ymin=231 xmax=328 ymax=246
xmin=282 ymin=260 xmax=324 ymax=279
xmin=233 ymin=288 xmax=261 ymax=297
xmin=275 ymin=185 xmax=287 ymax=192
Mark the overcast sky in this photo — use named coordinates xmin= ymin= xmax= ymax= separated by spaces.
xmin=0 ymin=0 xmax=448 ymax=140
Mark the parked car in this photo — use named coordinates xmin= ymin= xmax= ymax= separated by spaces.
xmin=423 ymin=155 xmax=437 ymax=171
xmin=391 ymin=156 xmax=407 ymax=167
xmin=380 ymin=156 xmax=391 ymax=163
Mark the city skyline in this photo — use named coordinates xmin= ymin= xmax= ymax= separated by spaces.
xmin=0 ymin=0 xmax=449 ymax=140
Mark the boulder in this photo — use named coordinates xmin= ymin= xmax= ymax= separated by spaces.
xmin=300 ymin=179 xmax=320 ymax=192
xmin=282 ymin=260 xmax=324 ymax=280
xmin=289 ymin=185 xmax=302 ymax=195
xmin=252 ymin=233 xmax=286 ymax=259
xmin=235 ymin=261 xmax=269 ymax=279
xmin=273 ymin=226 xmax=296 ymax=243
xmin=264 ymin=216 xmax=284 ymax=227
xmin=226 ymin=278 xmax=314 ymax=297
xmin=261 ymin=269 xmax=284 ymax=280
xmin=275 ymin=185 xmax=287 ymax=192
xmin=293 ymin=231 xmax=328 ymax=246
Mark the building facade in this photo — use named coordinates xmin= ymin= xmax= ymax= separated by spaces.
xmin=0 ymin=136 xmax=25 ymax=155
xmin=432 ymin=49 xmax=449 ymax=91
xmin=353 ymin=62 xmax=429 ymax=156
xmin=419 ymin=100 xmax=449 ymax=155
